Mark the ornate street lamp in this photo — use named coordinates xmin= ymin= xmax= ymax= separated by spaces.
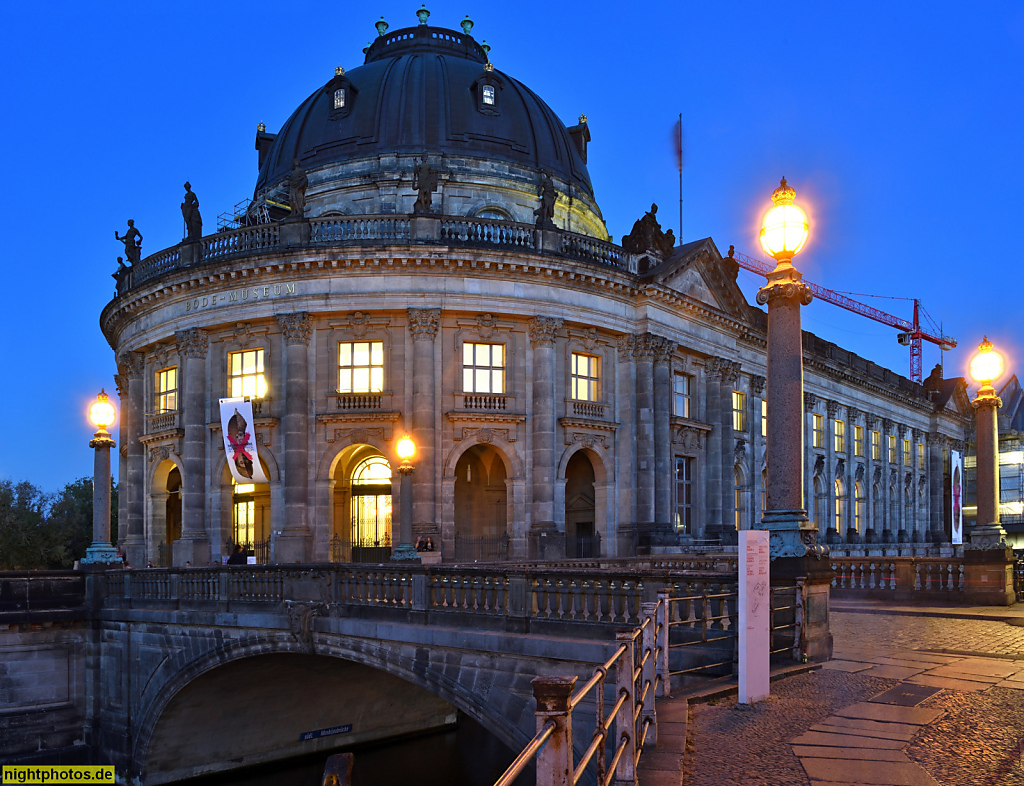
xmin=968 ymin=337 xmax=1008 ymax=549
xmin=81 ymin=390 xmax=122 ymax=567
xmin=756 ymin=178 xmax=823 ymax=559
xmin=391 ymin=437 xmax=420 ymax=560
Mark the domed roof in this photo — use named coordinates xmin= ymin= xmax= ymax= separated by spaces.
xmin=254 ymin=22 xmax=594 ymax=199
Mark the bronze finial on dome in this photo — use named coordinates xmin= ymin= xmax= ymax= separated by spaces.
xmin=416 ymin=5 xmax=430 ymax=25
xmin=375 ymin=17 xmax=389 ymax=36
xmin=579 ymin=114 xmax=588 ymax=124
xmin=484 ymin=62 xmax=494 ymax=72
xmin=257 ymin=122 xmax=266 ymax=132
xmin=771 ymin=176 xmax=796 ymax=206
xmin=460 ymin=16 xmax=474 ymax=35
xmin=481 ymin=40 xmax=491 ymax=55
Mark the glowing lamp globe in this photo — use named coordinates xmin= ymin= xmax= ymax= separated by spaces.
xmin=89 ymin=389 xmax=116 ymax=431
xmin=969 ymin=337 xmax=1004 ymax=386
xmin=397 ymin=437 xmax=416 ymax=460
xmin=759 ymin=177 xmax=809 ymax=262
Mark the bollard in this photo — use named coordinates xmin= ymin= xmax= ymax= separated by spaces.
xmin=532 ymin=675 xmax=576 ymax=786
xmin=613 ymin=629 xmax=637 ymax=786
xmin=656 ymin=591 xmax=670 ymax=698
xmin=640 ymin=601 xmax=658 ymax=746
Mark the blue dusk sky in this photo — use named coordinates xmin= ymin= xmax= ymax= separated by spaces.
xmin=2 ymin=1 xmax=1022 ymax=492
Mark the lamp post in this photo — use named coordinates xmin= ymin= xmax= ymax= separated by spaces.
xmin=391 ymin=436 xmax=420 ymax=560
xmin=968 ymin=337 xmax=1008 ymax=549
xmin=81 ymin=390 xmax=122 ymax=567
xmin=755 ymin=178 xmax=823 ymax=559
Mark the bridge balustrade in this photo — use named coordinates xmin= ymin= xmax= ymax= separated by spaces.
xmin=830 ymin=556 xmax=966 ymax=601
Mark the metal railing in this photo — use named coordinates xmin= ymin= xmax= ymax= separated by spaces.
xmin=495 ymin=597 xmax=666 ymax=786
xmin=454 ymin=533 xmax=510 ymax=562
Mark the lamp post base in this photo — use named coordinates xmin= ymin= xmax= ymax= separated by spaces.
xmin=967 ymin=523 xmax=1009 ymax=551
xmin=760 ymin=510 xmax=828 ymax=560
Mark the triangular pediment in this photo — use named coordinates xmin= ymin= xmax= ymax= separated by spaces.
xmin=643 ymin=238 xmax=752 ymax=323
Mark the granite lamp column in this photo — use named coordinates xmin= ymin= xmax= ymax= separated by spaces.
xmin=756 ymin=178 xmax=821 ymax=558
xmin=968 ymin=337 xmax=1008 ymax=548
xmin=81 ymin=390 xmax=121 ymax=567
xmin=391 ymin=437 xmax=419 ymax=561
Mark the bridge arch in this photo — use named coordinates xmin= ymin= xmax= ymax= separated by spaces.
xmin=130 ymin=629 xmax=533 ymax=783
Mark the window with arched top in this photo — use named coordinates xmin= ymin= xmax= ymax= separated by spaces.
xmin=734 ymin=464 xmax=746 ymax=530
xmin=761 ymin=468 xmax=767 ymax=514
xmin=482 ymin=85 xmax=495 ymax=105
xmin=854 ymin=482 xmax=866 ymax=532
xmin=352 ymin=456 xmax=392 ymax=484
xmin=813 ymin=476 xmax=826 ymax=530
xmin=334 ymin=88 xmax=346 ymax=109
xmin=834 ymin=477 xmax=846 ymax=532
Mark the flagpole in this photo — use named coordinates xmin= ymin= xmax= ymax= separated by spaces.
xmin=678 ymin=112 xmax=683 ymax=243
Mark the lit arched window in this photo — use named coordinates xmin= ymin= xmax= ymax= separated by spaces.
xmin=334 ymin=88 xmax=346 ymax=109
xmin=761 ymin=468 xmax=767 ymax=514
xmin=834 ymin=477 xmax=846 ymax=532
xmin=813 ymin=476 xmax=826 ymax=530
xmin=734 ymin=464 xmax=745 ymax=530
xmin=352 ymin=456 xmax=392 ymax=484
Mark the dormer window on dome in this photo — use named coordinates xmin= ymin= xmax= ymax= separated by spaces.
xmin=326 ymin=67 xmax=356 ymax=120
xmin=472 ymin=68 xmax=503 ymax=116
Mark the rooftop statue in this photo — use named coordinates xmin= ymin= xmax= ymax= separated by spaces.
xmin=288 ymin=159 xmax=308 ymax=219
xmin=181 ymin=182 xmax=203 ymax=242
xmin=115 ymin=220 xmax=143 ymax=266
xmin=534 ymin=171 xmax=557 ymax=228
xmin=622 ymin=203 xmax=675 ymax=257
xmin=412 ymin=160 xmax=438 ymax=214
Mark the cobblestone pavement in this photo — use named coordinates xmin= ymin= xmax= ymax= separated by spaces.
xmin=680 ymin=609 xmax=1024 ymax=785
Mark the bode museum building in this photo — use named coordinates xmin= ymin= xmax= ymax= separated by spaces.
xmin=101 ymin=12 xmax=970 ymax=569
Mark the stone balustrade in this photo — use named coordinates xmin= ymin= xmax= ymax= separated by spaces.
xmin=831 ymin=555 xmax=967 ymax=601
xmin=113 ymin=213 xmax=646 ymax=298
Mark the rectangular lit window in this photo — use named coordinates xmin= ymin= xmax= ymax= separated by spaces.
xmin=834 ymin=420 xmax=845 ymax=453
xmin=675 ymin=457 xmax=692 ymax=534
xmin=854 ymin=425 xmax=865 ymax=457
xmin=871 ymin=430 xmax=881 ymax=460
xmin=155 ymin=367 xmax=178 ymax=413
xmin=903 ymin=438 xmax=912 ymax=465
xmin=228 ymin=349 xmax=266 ymax=398
xmin=338 ymin=341 xmax=384 ymax=393
xmin=673 ymin=373 xmax=691 ymax=418
xmin=463 ymin=343 xmax=505 ymax=393
xmin=918 ymin=442 xmax=925 ymax=471
xmin=571 ymin=353 xmax=600 ymax=401
xmin=761 ymin=399 xmax=768 ymax=438
xmin=334 ymin=88 xmax=345 ymax=109
xmin=732 ymin=391 xmax=746 ymax=432
xmin=888 ymin=434 xmax=897 ymax=464
xmin=812 ymin=414 xmax=824 ymax=448
xmin=482 ymin=85 xmax=495 ymax=105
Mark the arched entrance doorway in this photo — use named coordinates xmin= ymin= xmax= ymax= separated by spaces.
xmin=454 ymin=445 xmax=508 ymax=560
xmin=150 ymin=460 xmax=181 ymax=567
xmin=565 ymin=452 xmax=598 ymax=558
xmin=331 ymin=445 xmax=393 ymax=563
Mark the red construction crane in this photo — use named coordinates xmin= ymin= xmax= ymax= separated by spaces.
xmin=731 ymin=250 xmax=957 ymax=384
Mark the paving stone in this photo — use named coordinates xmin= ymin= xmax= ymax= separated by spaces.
xmin=869 ymin=656 xmax=947 ymax=669
xmin=863 ymin=665 xmax=925 ymax=680
xmin=792 ymin=744 xmax=911 ymax=762
xmin=918 ymin=665 xmax=1001 ymax=683
xmin=993 ymin=679 xmax=1024 ymax=690
xmin=835 ymin=702 xmax=943 ymax=726
xmin=823 ymin=660 xmax=876 ymax=673
xmin=905 ymin=674 xmax=991 ymax=693
xmin=790 ymin=731 xmax=906 ymax=750
xmin=939 ymin=658 xmax=1020 ymax=678
xmin=810 ymin=720 xmax=919 ymax=742
xmin=800 ymin=757 xmax=939 ymax=785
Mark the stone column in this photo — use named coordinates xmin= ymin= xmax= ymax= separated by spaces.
xmin=845 ymin=407 xmax=859 ymax=544
xmin=653 ymin=336 xmax=676 ymax=540
xmin=408 ymin=308 xmax=441 ymax=541
xmin=824 ymin=400 xmax=838 ymax=543
xmin=864 ymin=414 xmax=877 ymax=543
xmin=751 ymin=374 xmax=766 ymax=523
xmin=756 ymin=257 xmax=829 ymax=660
xmin=880 ymin=418 xmax=894 ymax=543
xmin=804 ymin=394 xmax=818 ymax=533
xmin=928 ymin=433 xmax=946 ymax=542
xmin=614 ymin=336 xmax=637 ymax=555
xmin=896 ymin=424 xmax=909 ymax=542
xmin=719 ymin=362 xmax=739 ymax=542
xmin=274 ymin=312 xmax=313 ymax=563
xmin=528 ymin=316 xmax=564 ymax=559
xmin=117 ymin=351 xmax=147 ymax=569
xmin=633 ymin=335 xmax=656 ymax=545
xmin=174 ymin=328 xmax=209 ymax=567
xmin=702 ymin=359 xmax=727 ymax=541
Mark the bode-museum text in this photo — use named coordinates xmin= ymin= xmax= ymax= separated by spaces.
xmin=185 ymin=284 xmax=297 ymax=312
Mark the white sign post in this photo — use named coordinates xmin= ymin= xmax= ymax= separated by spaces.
xmin=739 ymin=529 xmax=771 ymax=704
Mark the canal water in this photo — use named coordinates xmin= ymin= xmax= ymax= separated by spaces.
xmin=173 ymin=713 xmax=532 ymax=786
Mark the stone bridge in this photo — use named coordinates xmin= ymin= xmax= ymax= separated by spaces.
xmin=1 ymin=559 xmax=747 ymax=784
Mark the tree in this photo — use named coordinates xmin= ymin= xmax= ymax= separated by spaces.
xmin=0 ymin=479 xmax=50 ymax=569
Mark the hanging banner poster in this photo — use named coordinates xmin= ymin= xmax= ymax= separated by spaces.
xmin=951 ymin=449 xmax=963 ymax=545
xmin=219 ymin=397 xmax=269 ymax=485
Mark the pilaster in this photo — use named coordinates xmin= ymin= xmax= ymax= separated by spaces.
xmin=174 ymin=328 xmax=209 ymax=567
xmin=528 ymin=316 xmax=564 ymax=558
xmin=408 ymin=308 xmax=441 ymax=543
xmin=117 ymin=351 xmax=146 ymax=569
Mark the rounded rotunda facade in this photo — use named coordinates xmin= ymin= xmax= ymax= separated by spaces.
xmin=102 ymin=13 xmax=969 ymax=569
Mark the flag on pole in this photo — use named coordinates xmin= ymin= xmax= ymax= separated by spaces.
xmin=219 ymin=397 xmax=269 ymax=485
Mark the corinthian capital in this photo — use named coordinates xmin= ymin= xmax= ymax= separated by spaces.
xmin=175 ymin=328 xmax=208 ymax=359
xmin=632 ymin=332 xmax=676 ymax=363
xmin=277 ymin=312 xmax=313 ymax=345
xmin=116 ymin=350 xmax=145 ymax=379
xmin=704 ymin=357 xmax=740 ymax=384
xmin=408 ymin=308 xmax=441 ymax=340
xmin=528 ymin=316 xmax=563 ymax=346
